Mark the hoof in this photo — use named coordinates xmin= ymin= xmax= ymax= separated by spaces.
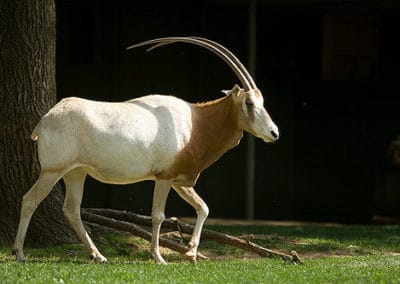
xmin=155 ymin=259 xmax=167 ymax=265
xmin=12 ymin=249 xmax=26 ymax=262
xmin=90 ymin=254 xmax=107 ymax=263
xmin=151 ymin=253 xmax=167 ymax=264
xmin=185 ymin=251 xmax=197 ymax=263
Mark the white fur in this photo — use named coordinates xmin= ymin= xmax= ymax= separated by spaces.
xmin=38 ymin=95 xmax=192 ymax=183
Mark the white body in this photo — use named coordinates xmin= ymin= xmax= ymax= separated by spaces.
xmin=13 ymin=85 xmax=278 ymax=264
xmin=38 ymin=95 xmax=193 ymax=184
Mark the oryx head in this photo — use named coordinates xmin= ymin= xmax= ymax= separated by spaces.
xmin=127 ymin=36 xmax=279 ymax=143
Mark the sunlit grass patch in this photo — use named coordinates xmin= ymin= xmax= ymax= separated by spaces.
xmin=1 ymin=255 xmax=399 ymax=283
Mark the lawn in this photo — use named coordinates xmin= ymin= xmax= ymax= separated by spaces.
xmin=1 ymin=224 xmax=399 ymax=283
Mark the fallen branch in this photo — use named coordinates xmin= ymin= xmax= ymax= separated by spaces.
xmin=82 ymin=208 xmax=302 ymax=263
xmin=80 ymin=210 xmax=207 ymax=260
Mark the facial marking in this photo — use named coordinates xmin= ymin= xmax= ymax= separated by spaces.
xmin=245 ymin=97 xmax=255 ymax=121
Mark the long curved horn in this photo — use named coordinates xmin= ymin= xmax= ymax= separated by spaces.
xmin=190 ymin=37 xmax=257 ymax=89
xmin=126 ymin=37 xmax=252 ymax=91
xmin=144 ymin=37 xmax=257 ymax=88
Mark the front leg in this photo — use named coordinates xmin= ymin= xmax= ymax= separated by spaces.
xmin=150 ymin=179 xmax=173 ymax=264
xmin=172 ymin=184 xmax=209 ymax=262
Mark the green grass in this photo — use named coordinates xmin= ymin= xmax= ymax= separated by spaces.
xmin=0 ymin=256 xmax=399 ymax=283
xmin=1 ymin=224 xmax=399 ymax=283
xmin=203 ymin=224 xmax=400 ymax=256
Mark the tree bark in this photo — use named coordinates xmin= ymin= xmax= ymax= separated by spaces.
xmin=0 ymin=0 xmax=75 ymax=245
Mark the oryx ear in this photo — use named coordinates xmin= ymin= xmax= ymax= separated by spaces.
xmin=221 ymin=84 xmax=242 ymax=96
xmin=221 ymin=89 xmax=230 ymax=96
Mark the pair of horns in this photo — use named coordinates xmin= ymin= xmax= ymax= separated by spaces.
xmin=126 ymin=37 xmax=256 ymax=91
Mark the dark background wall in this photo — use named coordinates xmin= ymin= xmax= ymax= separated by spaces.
xmin=55 ymin=0 xmax=400 ymax=223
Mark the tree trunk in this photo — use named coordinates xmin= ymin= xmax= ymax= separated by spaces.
xmin=0 ymin=0 xmax=76 ymax=245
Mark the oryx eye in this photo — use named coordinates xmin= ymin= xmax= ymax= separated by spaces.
xmin=245 ymin=99 xmax=254 ymax=108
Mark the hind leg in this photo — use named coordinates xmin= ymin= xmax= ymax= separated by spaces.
xmin=12 ymin=170 xmax=63 ymax=261
xmin=172 ymin=184 xmax=209 ymax=263
xmin=63 ymin=168 xmax=106 ymax=263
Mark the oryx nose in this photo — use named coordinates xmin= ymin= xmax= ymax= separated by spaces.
xmin=270 ymin=129 xmax=279 ymax=140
